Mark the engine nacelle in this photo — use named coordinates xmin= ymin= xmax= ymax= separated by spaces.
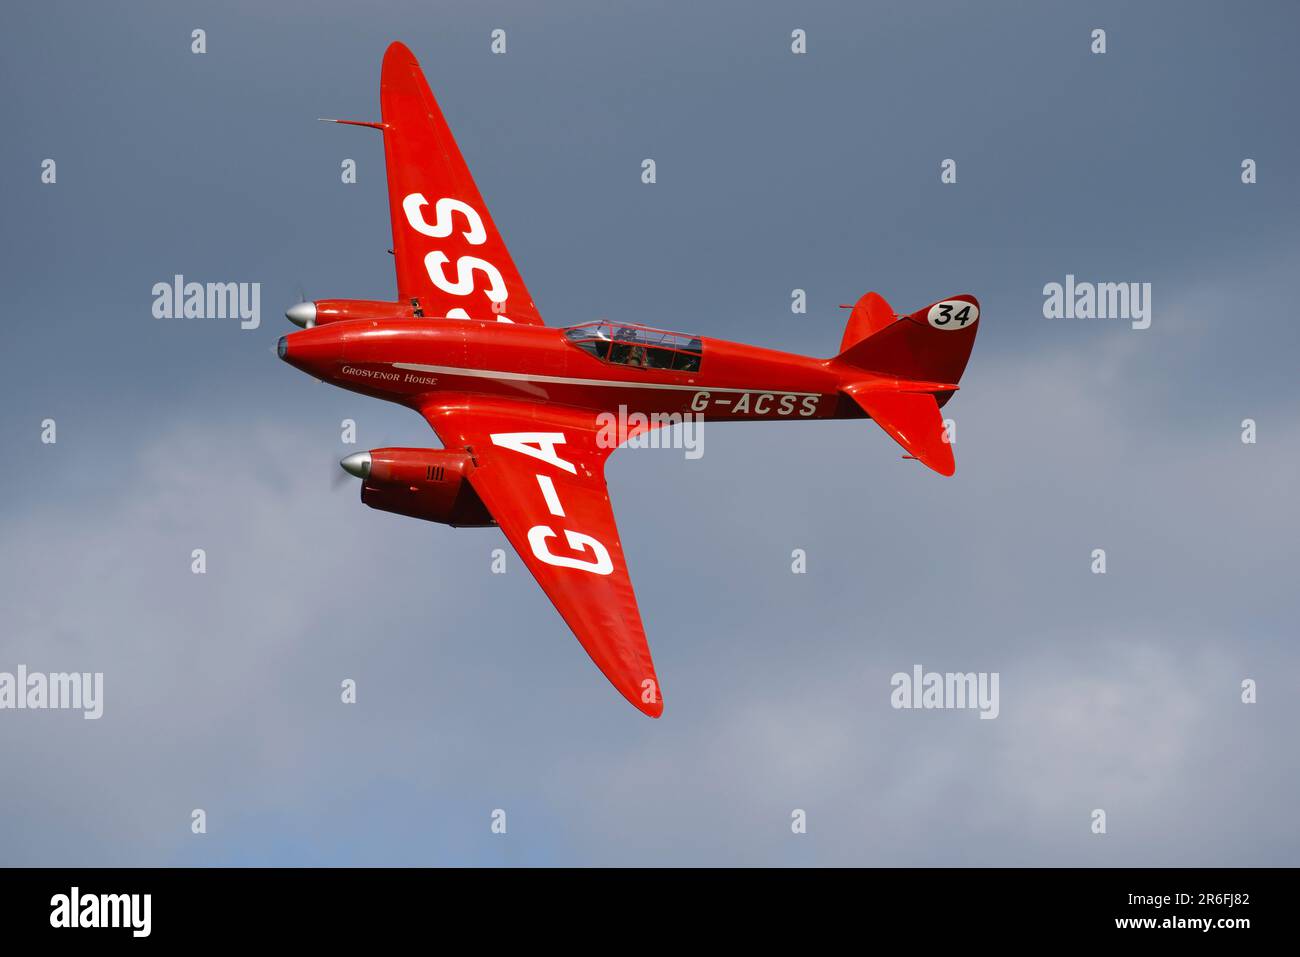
xmin=287 ymin=299 xmax=418 ymax=328
xmin=313 ymin=299 xmax=416 ymax=325
xmin=358 ymin=448 xmax=495 ymax=527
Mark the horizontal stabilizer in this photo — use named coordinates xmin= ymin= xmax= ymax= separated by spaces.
xmin=840 ymin=292 xmax=897 ymax=352
xmin=844 ymin=383 xmax=955 ymax=476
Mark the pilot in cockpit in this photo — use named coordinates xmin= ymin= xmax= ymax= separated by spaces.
xmin=611 ymin=327 xmax=641 ymax=366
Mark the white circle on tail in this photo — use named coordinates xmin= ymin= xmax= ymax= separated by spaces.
xmin=926 ymin=300 xmax=978 ymax=330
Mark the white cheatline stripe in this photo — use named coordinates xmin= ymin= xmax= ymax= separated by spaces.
xmin=390 ymin=362 xmax=820 ymax=397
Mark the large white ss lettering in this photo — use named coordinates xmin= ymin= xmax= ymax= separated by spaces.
xmin=424 ymin=251 xmax=507 ymax=302
xmin=401 ymin=193 xmax=486 ymax=245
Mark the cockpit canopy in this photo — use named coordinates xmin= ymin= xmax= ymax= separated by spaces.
xmin=563 ymin=322 xmax=703 ymax=372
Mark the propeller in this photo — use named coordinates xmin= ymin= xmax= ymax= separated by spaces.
xmin=331 ymin=455 xmax=354 ymax=491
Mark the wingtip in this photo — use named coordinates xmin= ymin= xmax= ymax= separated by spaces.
xmin=383 ymin=40 xmax=417 ymax=65
xmin=381 ymin=41 xmax=425 ymax=101
xmin=627 ymin=681 xmax=664 ymax=718
xmin=923 ymin=446 xmax=957 ymax=477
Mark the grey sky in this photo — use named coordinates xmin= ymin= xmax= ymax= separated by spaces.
xmin=1 ymin=0 xmax=1297 ymax=865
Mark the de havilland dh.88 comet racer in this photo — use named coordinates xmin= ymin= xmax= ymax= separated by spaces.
xmin=279 ymin=42 xmax=980 ymax=718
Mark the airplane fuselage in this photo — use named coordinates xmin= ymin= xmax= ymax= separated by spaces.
xmin=280 ymin=317 xmax=881 ymax=424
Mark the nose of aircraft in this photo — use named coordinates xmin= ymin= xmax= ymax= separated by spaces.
xmin=340 ymin=451 xmax=372 ymax=479
xmin=285 ymin=301 xmax=317 ymax=328
xmin=277 ymin=320 xmax=350 ymax=380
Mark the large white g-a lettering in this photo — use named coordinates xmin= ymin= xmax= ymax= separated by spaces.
xmin=489 ymin=432 xmax=577 ymax=474
xmin=402 ymin=193 xmax=487 ymax=245
xmin=527 ymin=526 xmax=614 ymax=575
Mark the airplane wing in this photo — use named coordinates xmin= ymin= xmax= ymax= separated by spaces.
xmin=379 ymin=41 xmax=543 ymax=325
xmin=420 ymin=396 xmax=663 ymax=717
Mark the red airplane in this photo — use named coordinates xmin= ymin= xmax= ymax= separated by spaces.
xmin=279 ymin=42 xmax=979 ymax=718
